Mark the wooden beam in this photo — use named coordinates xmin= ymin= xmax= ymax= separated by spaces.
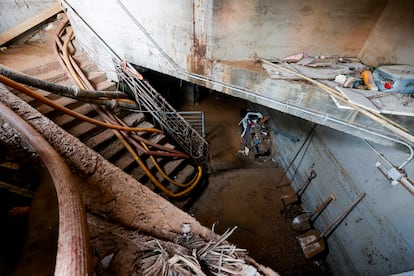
xmin=0 ymin=3 xmax=62 ymax=46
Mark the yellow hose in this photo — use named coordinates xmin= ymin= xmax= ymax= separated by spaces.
xmin=110 ymin=106 xmax=202 ymax=189
xmin=113 ymin=130 xmax=202 ymax=198
xmin=110 ymin=109 xmax=202 ymax=189
xmin=142 ymin=141 xmax=201 ymax=188
xmin=56 ymin=30 xmax=161 ymax=133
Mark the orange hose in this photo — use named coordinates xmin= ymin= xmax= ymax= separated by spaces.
xmin=113 ymin=130 xmax=202 ymax=198
xmin=0 ymin=75 xmax=161 ymax=133
xmin=142 ymin=141 xmax=201 ymax=188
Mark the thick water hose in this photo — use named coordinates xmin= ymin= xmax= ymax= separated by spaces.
xmin=0 ymin=64 xmax=129 ymax=99
xmin=0 ymin=75 xmax=161 ymax=133
xmin=0 ymin=101 xmax=90 ymax=275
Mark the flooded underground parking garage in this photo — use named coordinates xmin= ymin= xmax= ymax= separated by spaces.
xmin=1 ymin=1 xmax=414 ymax=275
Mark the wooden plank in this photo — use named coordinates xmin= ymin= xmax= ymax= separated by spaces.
xmin=0 ymin=3 xmax=62 ymax=46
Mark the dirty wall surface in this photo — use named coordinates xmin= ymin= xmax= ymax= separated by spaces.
xmin=256 ymin=104 xmax=414 ymax=275
xmin=63 ymin=0 xmax=414 ymax=149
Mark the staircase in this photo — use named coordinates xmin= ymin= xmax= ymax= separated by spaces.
xmin=7 ymin=51 xmax=206 ymax=207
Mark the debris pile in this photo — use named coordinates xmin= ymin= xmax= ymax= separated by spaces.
xmin=89 ymin=215 xmax=267 ymax=276
xmin=262 ymin=53 xmax=414 ymax=117
xmin=238 ymin=111 xmax=271 ymax=161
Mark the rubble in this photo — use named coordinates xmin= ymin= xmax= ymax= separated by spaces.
xmin=238 ymin=111 xmax=271 ymax=161
xmin=263 ymin=53 xmax=414 ymax=117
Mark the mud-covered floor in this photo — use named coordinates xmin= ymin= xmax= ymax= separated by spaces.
xmin=168 ymin=89 xmax=330 ymax=275
xmin=0 ymin=26 xmax=330 ymax=274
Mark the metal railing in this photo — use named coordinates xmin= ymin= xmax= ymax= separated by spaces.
xmin=116 ymin=64 xmax=208 ymax=165
xmin=177 ymin=111 xmax=205 ymax=138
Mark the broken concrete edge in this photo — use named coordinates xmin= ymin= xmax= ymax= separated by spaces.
xmin=0 ymin=83 xmax=278 ymax=275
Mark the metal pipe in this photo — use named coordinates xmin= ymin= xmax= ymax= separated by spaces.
xmin=400 ymin=177 xmax=414 ymax=196
xmin=0 ymin=101 xmax=90 ymax=275
xmin=365 ymin=139 xmax=414 ymax=170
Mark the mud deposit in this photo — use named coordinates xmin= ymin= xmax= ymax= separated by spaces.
xmin=172 ymin=90 xmax=330 ymax=275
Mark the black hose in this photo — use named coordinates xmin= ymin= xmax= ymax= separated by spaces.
xmin=0 ymin=64 xmax=128 ymax=99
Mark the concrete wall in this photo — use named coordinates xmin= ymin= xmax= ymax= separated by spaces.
xmin=359 ymin=0 xmax=414 ymax=66
xmin=63 ymin=0 xmax=414 ymax=76
xmin=211 ymin=0 xmax=414 ymax=66
xmin=211 ymin=0 xmax=387 ymax=61
xmin=0 ymin=0 xmax=56 ymax=33
xmin=254 ymin=104 xmax=414 ymax=275
xmin=64 ymin=0 xmax=194 ymax=80
xmin=19 ymin=0 xmax=412 ymax=68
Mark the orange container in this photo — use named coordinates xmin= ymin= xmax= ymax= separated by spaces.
xmin=361 ymin=70 xmax=378 ymax=91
